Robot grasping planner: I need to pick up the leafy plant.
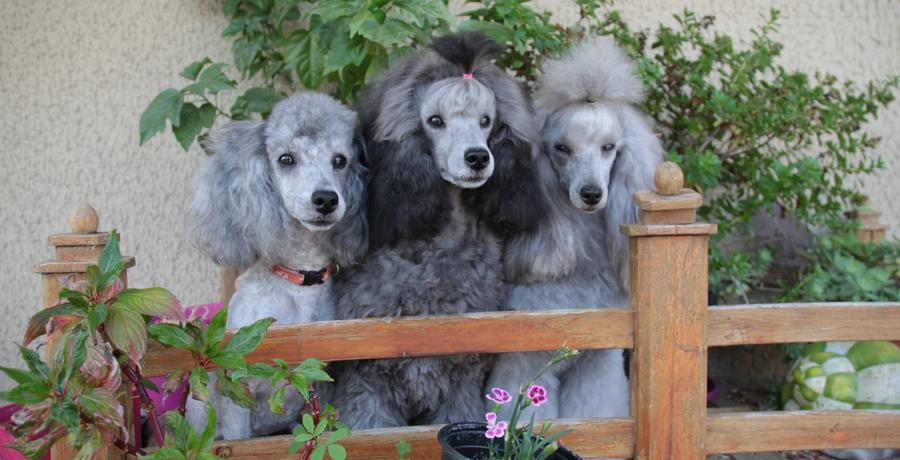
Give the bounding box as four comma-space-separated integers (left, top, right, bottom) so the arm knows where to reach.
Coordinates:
482, 347, 579, 460
595, 8, 898, 296
139, 0, 455, 152
140, 1, 897, 298
2, 232, 348, 459
782, 234, 900, 302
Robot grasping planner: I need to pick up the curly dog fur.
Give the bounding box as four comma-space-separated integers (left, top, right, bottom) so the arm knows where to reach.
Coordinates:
330, 32, 549, 429
487, 38, 662, 433
184, 92, 368, 439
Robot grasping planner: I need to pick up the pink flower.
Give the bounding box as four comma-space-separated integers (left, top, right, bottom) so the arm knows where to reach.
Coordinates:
484, 412, 507, 439
527, 384, 548, 406
486, 387, 512, 405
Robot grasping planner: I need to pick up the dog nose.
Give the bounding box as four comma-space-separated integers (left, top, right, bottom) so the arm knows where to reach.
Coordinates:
464, 148, 490, 171
579, 186, 603, 206
311, 190, 339, 215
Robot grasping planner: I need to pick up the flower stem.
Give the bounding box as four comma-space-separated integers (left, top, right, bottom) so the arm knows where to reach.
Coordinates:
299, 385, 321, 460
121, 362, 165, 447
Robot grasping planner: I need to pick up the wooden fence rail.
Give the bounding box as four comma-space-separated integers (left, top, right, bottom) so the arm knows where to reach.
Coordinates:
34, 168, 900, 459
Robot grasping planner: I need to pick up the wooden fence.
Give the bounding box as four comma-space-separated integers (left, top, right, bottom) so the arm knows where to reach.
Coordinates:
35, 168, 900, 459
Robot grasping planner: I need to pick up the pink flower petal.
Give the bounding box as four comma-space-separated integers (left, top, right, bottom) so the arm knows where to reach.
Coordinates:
485, 412, 497, 424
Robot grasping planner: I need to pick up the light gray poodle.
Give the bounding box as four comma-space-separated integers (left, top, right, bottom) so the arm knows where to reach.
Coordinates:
329, 32, 550, 429
183, 92, 368, 439
486, 37, 662, 431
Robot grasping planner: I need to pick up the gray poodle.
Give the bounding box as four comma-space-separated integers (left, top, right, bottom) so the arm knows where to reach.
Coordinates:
487, 37, 662, 428
183, 92, 368, 439
330, 32, 549, 429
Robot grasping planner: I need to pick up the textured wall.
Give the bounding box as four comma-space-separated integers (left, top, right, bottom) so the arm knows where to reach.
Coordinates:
1, 0, 897, 389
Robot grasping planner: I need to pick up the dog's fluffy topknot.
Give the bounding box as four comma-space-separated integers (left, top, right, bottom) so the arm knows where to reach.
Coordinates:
430, 31, 502, 74
535, 37, 644, 116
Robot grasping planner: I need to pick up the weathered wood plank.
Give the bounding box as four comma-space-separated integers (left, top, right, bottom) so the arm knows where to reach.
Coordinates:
629, 233, 710, 460
144, 309, 634, 376
706, 410, 900, 454
210, 418, 634, 460
708, 302, 900, 346
621, 222, 717, 236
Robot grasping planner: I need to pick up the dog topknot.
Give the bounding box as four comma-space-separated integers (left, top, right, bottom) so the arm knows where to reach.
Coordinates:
535, 36, 644, 117
430, 31, 502, 75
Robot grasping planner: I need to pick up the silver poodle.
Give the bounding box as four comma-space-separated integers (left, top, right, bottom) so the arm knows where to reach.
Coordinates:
486, 37, 662, 430
183, 92, 368, 439
329, 32, 549, 429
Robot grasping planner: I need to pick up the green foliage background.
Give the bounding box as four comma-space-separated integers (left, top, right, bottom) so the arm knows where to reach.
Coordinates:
140, 0, 898, 300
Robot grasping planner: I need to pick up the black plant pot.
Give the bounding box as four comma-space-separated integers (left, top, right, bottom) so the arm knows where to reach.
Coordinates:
437, 422, 582, 460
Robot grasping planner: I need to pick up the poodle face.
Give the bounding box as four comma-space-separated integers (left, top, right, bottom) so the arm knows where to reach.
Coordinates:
543, 103, 623, 212
418, 78, 497, 188
264, 99, 360, 231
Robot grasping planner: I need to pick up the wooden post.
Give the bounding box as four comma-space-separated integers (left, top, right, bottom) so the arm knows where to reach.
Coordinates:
33, 204, 137, 460
622, 162, 717, 460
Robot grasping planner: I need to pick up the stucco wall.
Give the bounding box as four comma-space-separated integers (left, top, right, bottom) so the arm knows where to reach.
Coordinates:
1, 0, 897, 389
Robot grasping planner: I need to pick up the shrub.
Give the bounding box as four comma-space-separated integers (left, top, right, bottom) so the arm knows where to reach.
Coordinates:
140, 1, 898, 299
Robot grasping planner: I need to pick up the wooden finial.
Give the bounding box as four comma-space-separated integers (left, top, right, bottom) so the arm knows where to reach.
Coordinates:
69, 203, 99, 234
654, 161, 684, 196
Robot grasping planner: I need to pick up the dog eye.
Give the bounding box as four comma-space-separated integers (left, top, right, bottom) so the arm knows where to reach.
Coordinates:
427, 115, 445, 129
278, 154, 295, 166
332, 153, 347, 170
554, 144, 572, 154
601, 143, 616, 152
480, 115, 491, 128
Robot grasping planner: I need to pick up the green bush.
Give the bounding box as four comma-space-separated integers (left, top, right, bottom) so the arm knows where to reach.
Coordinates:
140, 1, 897, 299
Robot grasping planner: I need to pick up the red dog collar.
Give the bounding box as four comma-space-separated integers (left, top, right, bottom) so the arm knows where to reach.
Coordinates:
271, 263, 336, 286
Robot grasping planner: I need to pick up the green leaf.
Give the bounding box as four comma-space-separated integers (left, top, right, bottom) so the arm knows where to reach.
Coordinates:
164, 410, 195, 452
24, 303, 77, 345
139, 89, 184, 145
296, 358, 333, 383
149, 323, 197, 350
328, 443, 347, 460
78, 388, 124, 427
179, 57, 213, 80
326, 427, 350, 445
232, 40, 263, 73
18, 345, 49, 379
215, 370, 254, 408
288, 439, 306, 455
209, 352, 246, 369
173, 103, 217, 151
184, 63, 235, 96
311, 444, 327, 460
302, 413, 315, 433
0, 366, 42, 385
189, 367, 210, 401
231, 362, 275, 380
88, 303, 108, 330
1, 381, 50, 404
231, 87, 282, 118
457, 20, 515, 43
293, 33, 326, 89
268, 385, 286, 415
198, 402, 217, 452
141, 447, 187, 460
358, 18, 415, 47
116, 287, 180, 318
221, 317, 274, 355
392, 0, 454, 26
97, 230, 125, 287
326, 34, 368, 74
105, 304, 147, 364
204, 305, 228, 352
309, 0, 363, 22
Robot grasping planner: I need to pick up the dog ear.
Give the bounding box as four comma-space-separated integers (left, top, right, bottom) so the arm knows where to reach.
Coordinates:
353, 134, 369, 168
462, 125, 550, 237
603, 106, 663, 287
367, 133, 451, 248
185, 120, 291, 268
